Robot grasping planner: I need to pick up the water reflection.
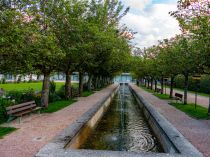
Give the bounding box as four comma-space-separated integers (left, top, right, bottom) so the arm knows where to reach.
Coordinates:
80, 84, 162, 152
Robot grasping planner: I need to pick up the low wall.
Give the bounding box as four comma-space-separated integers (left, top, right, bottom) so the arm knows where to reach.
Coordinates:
129, 84, 203, 157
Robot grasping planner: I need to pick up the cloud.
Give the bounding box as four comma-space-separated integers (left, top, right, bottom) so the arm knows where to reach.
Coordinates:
121, 3, 181, 48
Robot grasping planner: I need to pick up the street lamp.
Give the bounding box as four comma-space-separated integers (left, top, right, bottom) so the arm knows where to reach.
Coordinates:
192, 74, 201, 109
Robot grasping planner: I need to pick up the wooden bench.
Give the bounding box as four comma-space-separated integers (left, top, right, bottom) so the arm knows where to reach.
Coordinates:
156, 88, 162, 93
6, 101, 42, 123
174, 93, 183, 102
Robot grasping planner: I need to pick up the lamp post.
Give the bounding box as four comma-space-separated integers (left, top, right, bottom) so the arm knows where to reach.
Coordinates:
192, 74, 201, 109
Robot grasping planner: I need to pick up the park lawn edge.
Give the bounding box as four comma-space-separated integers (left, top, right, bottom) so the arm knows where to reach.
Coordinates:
170, 103, 210, 120
42, 99, 77, 113
0, 127, 17, 139
139, 85, 172, 100
81, 91, 94, 97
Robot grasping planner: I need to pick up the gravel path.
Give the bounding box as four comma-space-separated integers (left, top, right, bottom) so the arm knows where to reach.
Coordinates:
0, 85, 117, 157
158, 85, 209, 108
131, 84, 210, 157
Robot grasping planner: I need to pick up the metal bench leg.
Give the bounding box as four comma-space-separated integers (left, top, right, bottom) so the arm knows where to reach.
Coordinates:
38, 110, 41, 116
16, 117, 20, 124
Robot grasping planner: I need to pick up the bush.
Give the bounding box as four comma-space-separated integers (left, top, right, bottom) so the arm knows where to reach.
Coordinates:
1, 78, 6, 84
6, 89, 41, 105
56, 85, 65, 99
49, 93, 61, 103
50, 81, 56, 94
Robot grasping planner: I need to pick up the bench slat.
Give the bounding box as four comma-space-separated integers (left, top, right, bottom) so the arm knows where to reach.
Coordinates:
175, 93, 183, 98
6, 101, 36, 110
7, 104, 36, 115
13, 109, 34, 117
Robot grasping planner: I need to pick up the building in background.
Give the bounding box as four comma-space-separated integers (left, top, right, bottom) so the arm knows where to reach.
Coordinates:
113, 73, 133, 83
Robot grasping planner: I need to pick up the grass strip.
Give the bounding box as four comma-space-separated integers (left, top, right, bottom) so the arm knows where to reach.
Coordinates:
170, 103, 210, 120
153, 93, 171, 100
0, 127, 17, 138
42, 99, 76, 113
82, 91, 94, 97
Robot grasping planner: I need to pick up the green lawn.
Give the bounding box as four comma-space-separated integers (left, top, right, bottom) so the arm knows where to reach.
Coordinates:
42, 99, 76, 113
82, 91, 94, 97
153, 93, 171, 100
140, 85, 172, 100
0, 127, 17, 138
139, 85, 154, 93
170, 103, 210, 120
0, 82, 78, 92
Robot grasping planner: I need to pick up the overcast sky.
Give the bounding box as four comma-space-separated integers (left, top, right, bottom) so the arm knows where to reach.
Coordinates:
120, 0, 181, 49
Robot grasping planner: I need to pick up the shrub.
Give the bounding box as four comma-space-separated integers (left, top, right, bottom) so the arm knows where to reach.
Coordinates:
49, 81, 56, 94
56, 85, 65, 99
1, 78, 6, 84
6, 89, 41, 105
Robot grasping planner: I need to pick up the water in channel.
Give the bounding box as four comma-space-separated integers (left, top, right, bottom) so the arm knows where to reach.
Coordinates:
80, 84, 162, 153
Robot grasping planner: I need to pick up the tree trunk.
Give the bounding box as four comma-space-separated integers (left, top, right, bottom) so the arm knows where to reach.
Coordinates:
161, 76, 164, 94
184, 73, 189, 105
88, 74, 93, 91
170, 76, 174, 98
147, 79, 150, 88
65, 71, 72, 99
41, 73, 50, 108
79, 72, 84, 96
151, 78, 153, 90
37, 75, 40, 80
155, 79, 157, 92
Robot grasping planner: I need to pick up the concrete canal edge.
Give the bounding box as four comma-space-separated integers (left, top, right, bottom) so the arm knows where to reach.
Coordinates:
36, 83, 203, 157
129, 84, 203, 157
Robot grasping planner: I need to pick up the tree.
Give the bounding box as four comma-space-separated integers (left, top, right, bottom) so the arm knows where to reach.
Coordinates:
25, 0, 64, 107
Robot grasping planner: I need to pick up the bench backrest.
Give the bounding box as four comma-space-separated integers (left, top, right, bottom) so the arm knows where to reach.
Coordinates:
175, 93, 183, 98
6, 101, 36, 115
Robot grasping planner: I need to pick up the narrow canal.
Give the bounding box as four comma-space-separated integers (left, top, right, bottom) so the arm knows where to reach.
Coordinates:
80, 84, 162, 153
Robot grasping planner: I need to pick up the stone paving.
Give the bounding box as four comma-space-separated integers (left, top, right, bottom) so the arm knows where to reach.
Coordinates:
158, 85, 209, 108
131, 84, 210, 157
0, 85, 117, 157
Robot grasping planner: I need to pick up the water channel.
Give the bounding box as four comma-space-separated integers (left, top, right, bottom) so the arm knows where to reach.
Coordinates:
80, 84, 162, 153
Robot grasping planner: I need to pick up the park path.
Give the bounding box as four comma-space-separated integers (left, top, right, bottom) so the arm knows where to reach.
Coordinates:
131, 84, 210, 157
0, 84, 117, 157
157, 85, 209, 108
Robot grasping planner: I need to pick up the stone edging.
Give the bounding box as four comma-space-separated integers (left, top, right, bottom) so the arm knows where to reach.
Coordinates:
129, 84, 203, 157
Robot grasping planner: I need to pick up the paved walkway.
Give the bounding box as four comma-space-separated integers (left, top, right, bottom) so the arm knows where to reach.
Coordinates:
131, 84, 210, 157
0, 85, 117, 157
158, 86, 209, 108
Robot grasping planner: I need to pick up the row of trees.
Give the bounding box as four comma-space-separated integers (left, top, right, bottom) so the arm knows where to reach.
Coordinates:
131, 0, 209, 104
0, 0, 132, 107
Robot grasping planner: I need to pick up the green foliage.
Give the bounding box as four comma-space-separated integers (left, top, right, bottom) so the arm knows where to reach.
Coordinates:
6, 89, 41, 105
0, 0, 132, 106
0, 127, 17, 138
42, 99, 76, 113
0, 78, 6, 84
82, 91, 93, 97
153, 93, 171, 100
174, 75, 210, 94
170, 103, 210, 120
49, 81, 56, 94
